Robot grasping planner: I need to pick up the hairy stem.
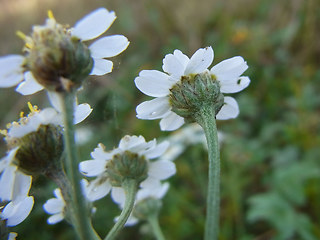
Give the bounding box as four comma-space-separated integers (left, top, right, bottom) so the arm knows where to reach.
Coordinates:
195, 105, 220, 240
60, 91, 100, 240
104, 179, 138, 240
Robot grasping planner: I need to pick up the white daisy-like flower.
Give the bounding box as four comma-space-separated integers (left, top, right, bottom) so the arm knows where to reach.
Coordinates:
0, 8, 129, 95
135, 46, 250, 131
80, 135, 176, 203
5, 98, 91, 140
43, 188, 66, 224
115, 182, 170, 226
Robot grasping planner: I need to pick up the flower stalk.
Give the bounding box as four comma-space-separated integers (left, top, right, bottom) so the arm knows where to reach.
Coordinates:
147, 215, 166, 240
104, 179, 139, 240
59, 90, 99, 240
195, 105, 220, 240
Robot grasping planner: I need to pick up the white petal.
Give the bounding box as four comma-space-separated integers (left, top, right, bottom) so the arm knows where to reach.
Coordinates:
0, 148, 18, 172
135, 70, 173, 97
185, 47, 214, 75
89, 35, 129, 58
216, 96, 240, 120
142, 141, 170, 159
3, 196, 34, 226
90, 58, 113, 76
72, 8, 116, 41
8, 232, 18, 240
0, 55, 24, 87
15, 71, 43, 95
159, 112, 185, 131
211, 56, 248, 81
47, 213, 64, 224
162, 50, 189, 77
12, 173, 32, 203
74, 103, 92, 124
0, 165, 17, 201
38, 108, 62, 126
220, 76, 250, 93
91, 144, 114, 160
83, 177, 112, 202
47, 91, 63, 112
124, 216, 139, 226
137, 182, 169, 200
140, 177, 161, 189
148, 160, 176, 180
118, 135, 146, 150
111, 187, 126, 206
53, 188, 64, 200
43, 199, 64, 214
136, 97, 171, 120
79, 160, 107, 177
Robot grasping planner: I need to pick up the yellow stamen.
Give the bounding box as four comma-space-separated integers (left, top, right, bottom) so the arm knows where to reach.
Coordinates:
27, 102, 39, 113
16, 31, 27, 40
20, 111, 24, 118
0, 129, 7, 136
25, 42, 32, 49
48, 10, 55, 20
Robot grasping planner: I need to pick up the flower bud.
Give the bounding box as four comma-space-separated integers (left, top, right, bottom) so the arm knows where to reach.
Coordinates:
106, 151, 149, 187
169, 71, 224, 122
23, 17, 93, 92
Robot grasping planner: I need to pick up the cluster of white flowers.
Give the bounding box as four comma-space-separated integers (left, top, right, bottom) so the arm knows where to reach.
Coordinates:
0, 4, 251, 239
135, 47, 250, 131
79, 135, 176, 203
0, 8, 129, 96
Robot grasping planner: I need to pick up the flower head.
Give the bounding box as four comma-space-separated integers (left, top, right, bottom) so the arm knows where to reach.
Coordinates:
0, 8, 129, 94
80, 135, 176, 202
1, 100, 91, 176
135, 47, 250, 131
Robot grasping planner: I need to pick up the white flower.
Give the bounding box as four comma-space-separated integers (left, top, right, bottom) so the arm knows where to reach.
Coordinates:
115, 182, 170, 226
5, 98, 91, 140
43, 188, 66, 224
80, 135, 176, 202
0, 8, 129, 95
135, 47, 250, 131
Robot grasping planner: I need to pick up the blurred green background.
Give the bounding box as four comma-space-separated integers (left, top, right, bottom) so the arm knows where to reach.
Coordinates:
0, 0, 320, 239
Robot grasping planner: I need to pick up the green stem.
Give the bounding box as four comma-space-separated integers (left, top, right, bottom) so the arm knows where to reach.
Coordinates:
60, 91, 100, 240
147, 215, 166, 240
104, 179, 138, 240
195, 106, 220, 240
